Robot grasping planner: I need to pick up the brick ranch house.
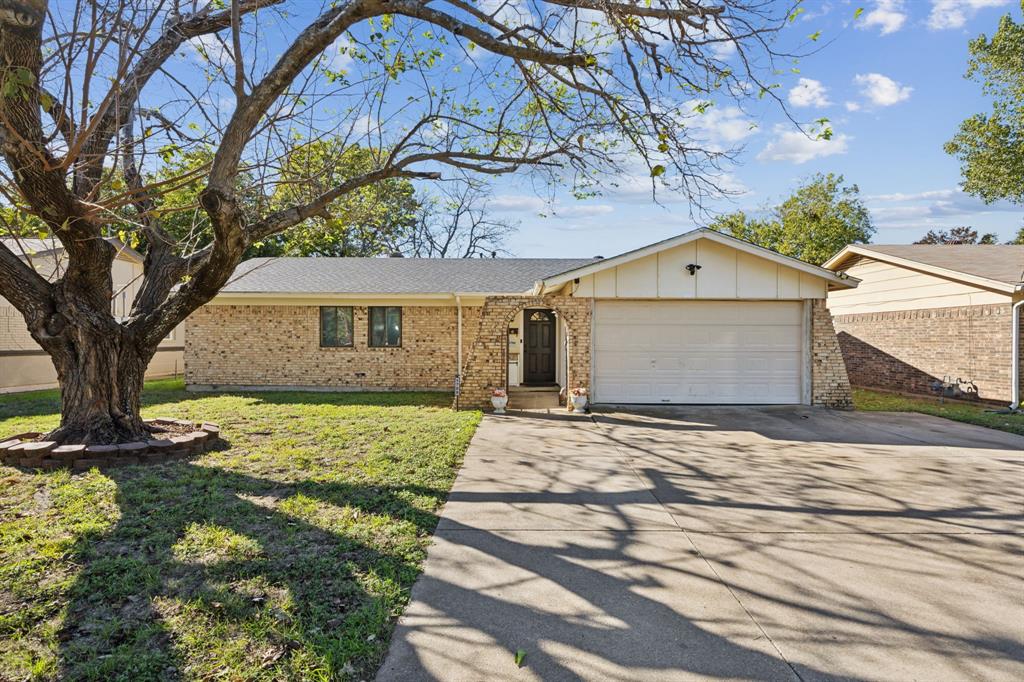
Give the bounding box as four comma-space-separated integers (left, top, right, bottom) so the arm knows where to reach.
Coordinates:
824, 244, 1023, 407
186, 228, 858, 410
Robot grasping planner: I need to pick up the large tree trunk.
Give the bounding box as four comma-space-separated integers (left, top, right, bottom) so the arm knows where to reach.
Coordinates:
46, 325, 154, 446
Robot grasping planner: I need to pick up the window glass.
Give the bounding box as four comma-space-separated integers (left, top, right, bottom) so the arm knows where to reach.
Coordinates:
369, 307, 401, 347
320, 306, 353, 347
386, 307, 402, 346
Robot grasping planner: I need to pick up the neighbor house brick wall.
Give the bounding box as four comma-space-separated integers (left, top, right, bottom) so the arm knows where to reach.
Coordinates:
811, 300, 854, 409
186, 304, 481, 391
833, 302, 1019, 403
1, 301, 39, 350
460, 296, 591, 409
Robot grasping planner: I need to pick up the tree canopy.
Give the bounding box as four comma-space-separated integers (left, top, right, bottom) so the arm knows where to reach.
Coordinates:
944, 10, 1024, 205
708, 173, 875, 265
914, 226, 998, 245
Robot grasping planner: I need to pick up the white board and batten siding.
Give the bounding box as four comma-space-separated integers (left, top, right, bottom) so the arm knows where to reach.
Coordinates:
571, 238, 830, 405
827, 258, 1010, 315
572, 238, 828, 300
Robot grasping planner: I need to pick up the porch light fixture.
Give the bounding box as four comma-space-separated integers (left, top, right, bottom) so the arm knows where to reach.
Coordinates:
685, 263, 702, 276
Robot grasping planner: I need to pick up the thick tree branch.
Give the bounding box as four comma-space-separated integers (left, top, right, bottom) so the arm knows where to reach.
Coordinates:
0, 241, 53, 317
76, 0, 280, 195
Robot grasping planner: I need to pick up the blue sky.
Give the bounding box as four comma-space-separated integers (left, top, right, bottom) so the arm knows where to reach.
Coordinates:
484, 1, 1024, 257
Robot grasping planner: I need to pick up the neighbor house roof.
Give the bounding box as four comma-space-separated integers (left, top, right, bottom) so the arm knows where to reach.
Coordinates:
220, 257, 599, 296
1, 236, 143, 264
823, 244, 1024, 294
535, 227, 859, 293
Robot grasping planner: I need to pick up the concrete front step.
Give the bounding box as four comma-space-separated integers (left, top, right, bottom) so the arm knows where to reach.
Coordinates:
509, 387, 561, 409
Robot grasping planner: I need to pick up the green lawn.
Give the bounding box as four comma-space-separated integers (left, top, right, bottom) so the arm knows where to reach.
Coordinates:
0, 379, 480, 681
853, 388, 1024, 437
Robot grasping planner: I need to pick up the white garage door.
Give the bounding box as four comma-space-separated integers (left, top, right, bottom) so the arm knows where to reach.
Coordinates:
593, 300, 805, 404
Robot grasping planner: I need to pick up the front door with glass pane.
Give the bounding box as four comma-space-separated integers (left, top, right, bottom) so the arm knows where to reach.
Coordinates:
523, 309, 556, 384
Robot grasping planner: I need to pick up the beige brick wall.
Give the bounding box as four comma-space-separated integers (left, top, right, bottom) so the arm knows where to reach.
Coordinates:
0, 302, 37, 350
186, 304, 480, 391
811, 300, 853, 409
460, 296, 592, 409
185, 297, 855, 411
833, 302, 1020, 403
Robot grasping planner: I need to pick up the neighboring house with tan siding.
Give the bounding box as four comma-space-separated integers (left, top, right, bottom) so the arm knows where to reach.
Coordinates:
824, 244, 1024, 405
186, 228, 858, 410
0, 237, 185, 393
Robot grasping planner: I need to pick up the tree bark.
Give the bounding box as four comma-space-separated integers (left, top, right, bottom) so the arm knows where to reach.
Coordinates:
46, 323, 153, 445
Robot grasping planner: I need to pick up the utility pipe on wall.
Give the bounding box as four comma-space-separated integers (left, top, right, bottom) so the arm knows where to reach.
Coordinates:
455, 294, 463, 387
1011, 298, 1022, 410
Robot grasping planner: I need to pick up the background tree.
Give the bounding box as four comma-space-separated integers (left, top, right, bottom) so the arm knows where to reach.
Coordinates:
944, 10, 1023, 205
1012, 224, 1024, 245
914, 226, 998, 244
0, 0, 808, 443
397, 181, 517, 258
255, 142, 419, 257
708, 173, 874, 265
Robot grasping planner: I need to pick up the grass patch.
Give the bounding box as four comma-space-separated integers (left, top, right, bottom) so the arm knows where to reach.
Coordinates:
0, 379, 480, 680
853, 388, 1024, 437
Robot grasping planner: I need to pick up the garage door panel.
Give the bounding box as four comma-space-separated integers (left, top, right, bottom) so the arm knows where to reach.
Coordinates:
594, 301, 804, 405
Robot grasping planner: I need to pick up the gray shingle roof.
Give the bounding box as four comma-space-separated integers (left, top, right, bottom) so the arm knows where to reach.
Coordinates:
220, 257, 599, 295
1, 237, 62, 258
855, 244, 1024, 286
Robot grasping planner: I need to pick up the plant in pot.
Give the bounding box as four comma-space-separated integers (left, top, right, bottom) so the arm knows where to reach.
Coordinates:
569, 387, 588, 412
491, 388, 509, 414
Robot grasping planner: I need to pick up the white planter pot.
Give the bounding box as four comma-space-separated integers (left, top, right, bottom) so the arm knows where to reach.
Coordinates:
570, 395, 588, 411
491, 396, 508, 414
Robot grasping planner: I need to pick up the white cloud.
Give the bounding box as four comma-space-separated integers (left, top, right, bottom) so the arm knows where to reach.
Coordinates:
757, 125, 850, 164
557, 204, 616, 218
859, 1, 908, 35
927, 0, 1009, 31
684, 102, 757, 147
867, 188, 958, 202
788, 78, 831, 108
865, 186, 1020, 230
189, 34, 230, 66
489, 194, 613, 218
854, 73, 912, 106
479, 0, 534, 29
845, 101, 861, 112
327, 35, 355, 72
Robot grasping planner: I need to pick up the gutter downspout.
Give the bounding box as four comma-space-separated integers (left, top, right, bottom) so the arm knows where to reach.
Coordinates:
455, 295, 463, 410
1012, 297, 1022, 410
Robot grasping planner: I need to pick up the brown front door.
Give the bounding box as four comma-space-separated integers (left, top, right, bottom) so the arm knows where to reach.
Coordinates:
523, 309, 556, 384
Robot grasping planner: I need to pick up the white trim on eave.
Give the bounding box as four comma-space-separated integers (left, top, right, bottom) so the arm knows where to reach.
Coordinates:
534, 227, 859, 294
823, 245, 1020, 295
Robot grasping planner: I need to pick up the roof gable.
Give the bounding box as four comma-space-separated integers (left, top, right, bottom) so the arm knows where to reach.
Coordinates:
535, 228, 858, 293
824, 244, 1024, 294
1, 237, 143, 264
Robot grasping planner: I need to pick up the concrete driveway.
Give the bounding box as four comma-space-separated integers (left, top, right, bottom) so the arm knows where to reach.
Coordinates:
378, 407, 1024, 681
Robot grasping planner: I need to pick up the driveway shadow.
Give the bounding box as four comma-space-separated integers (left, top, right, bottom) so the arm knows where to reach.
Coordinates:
378, 409, 1024, 680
